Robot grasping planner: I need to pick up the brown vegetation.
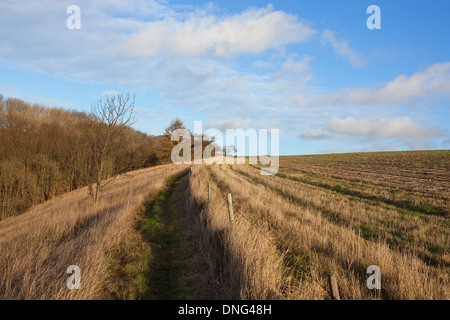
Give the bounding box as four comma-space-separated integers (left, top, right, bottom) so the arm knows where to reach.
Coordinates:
1, 151, 448, 300
185, 159, 449, 299
0, 95, 185, 220
0, 164, 187, 299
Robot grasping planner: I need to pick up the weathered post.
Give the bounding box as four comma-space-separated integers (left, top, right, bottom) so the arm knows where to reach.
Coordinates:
327, 273, 340, 300
227, 193, 235, 225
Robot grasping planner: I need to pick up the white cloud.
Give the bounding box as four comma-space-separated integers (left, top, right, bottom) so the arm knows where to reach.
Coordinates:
326, 62, 450, 105
326, 116, 442, 139
204, 117, 252, 131
321, 30, 366, 67
0, 1, 318, 106
101, 90, 121, 96
121, 5, 317, 58
299, 129, 331, 140
252, 59, 273, 69
282, 56, 313, 74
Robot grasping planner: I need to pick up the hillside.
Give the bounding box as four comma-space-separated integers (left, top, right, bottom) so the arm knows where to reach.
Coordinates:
0, 95, 185, 221
0, 164, 188, 299
0, 151, 448, 300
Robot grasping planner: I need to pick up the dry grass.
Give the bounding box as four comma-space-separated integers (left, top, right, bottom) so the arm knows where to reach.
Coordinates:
1, 151, 448, 300
187, 165, 284, 299
238, 165, 449, 267
188, 161, 449, 300
0, 164, 188, 299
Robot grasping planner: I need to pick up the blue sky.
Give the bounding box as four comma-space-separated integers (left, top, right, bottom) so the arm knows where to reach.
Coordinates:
0, 0, 449, 155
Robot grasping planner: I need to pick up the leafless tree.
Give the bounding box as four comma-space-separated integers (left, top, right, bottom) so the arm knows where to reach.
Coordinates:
223, 145, 237, 156
86, 93, 137, 202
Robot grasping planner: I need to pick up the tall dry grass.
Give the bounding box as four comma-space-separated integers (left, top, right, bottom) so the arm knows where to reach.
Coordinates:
237, 165, 449, 267
2, 158, 448, 300
199, 164, 448, 300
0, 164, 187, 299
186, 165, 284, 299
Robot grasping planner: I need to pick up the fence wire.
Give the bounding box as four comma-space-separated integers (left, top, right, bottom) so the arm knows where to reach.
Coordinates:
203, 179, 330, 296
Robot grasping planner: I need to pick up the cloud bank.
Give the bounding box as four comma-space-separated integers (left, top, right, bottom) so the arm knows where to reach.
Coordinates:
122, 5, 317, 58
325, 62, 450, 105
327, 116, 442, 139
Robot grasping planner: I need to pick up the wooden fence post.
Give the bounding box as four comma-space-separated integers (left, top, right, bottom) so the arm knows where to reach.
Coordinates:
227, 193, 235, 225
327, 273, 340, 300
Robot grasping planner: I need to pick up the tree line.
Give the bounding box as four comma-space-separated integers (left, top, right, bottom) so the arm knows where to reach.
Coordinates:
0, 93, 189, 220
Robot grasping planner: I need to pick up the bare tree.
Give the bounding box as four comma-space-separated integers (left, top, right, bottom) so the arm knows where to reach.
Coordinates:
223, 145, 237, 157
86, 93, 137, 202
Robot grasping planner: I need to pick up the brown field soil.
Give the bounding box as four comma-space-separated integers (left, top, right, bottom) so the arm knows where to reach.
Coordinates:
280, 150, 449, 198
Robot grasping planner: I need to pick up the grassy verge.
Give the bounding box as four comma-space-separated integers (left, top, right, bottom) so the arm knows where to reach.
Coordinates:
108, 169, 197, 300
